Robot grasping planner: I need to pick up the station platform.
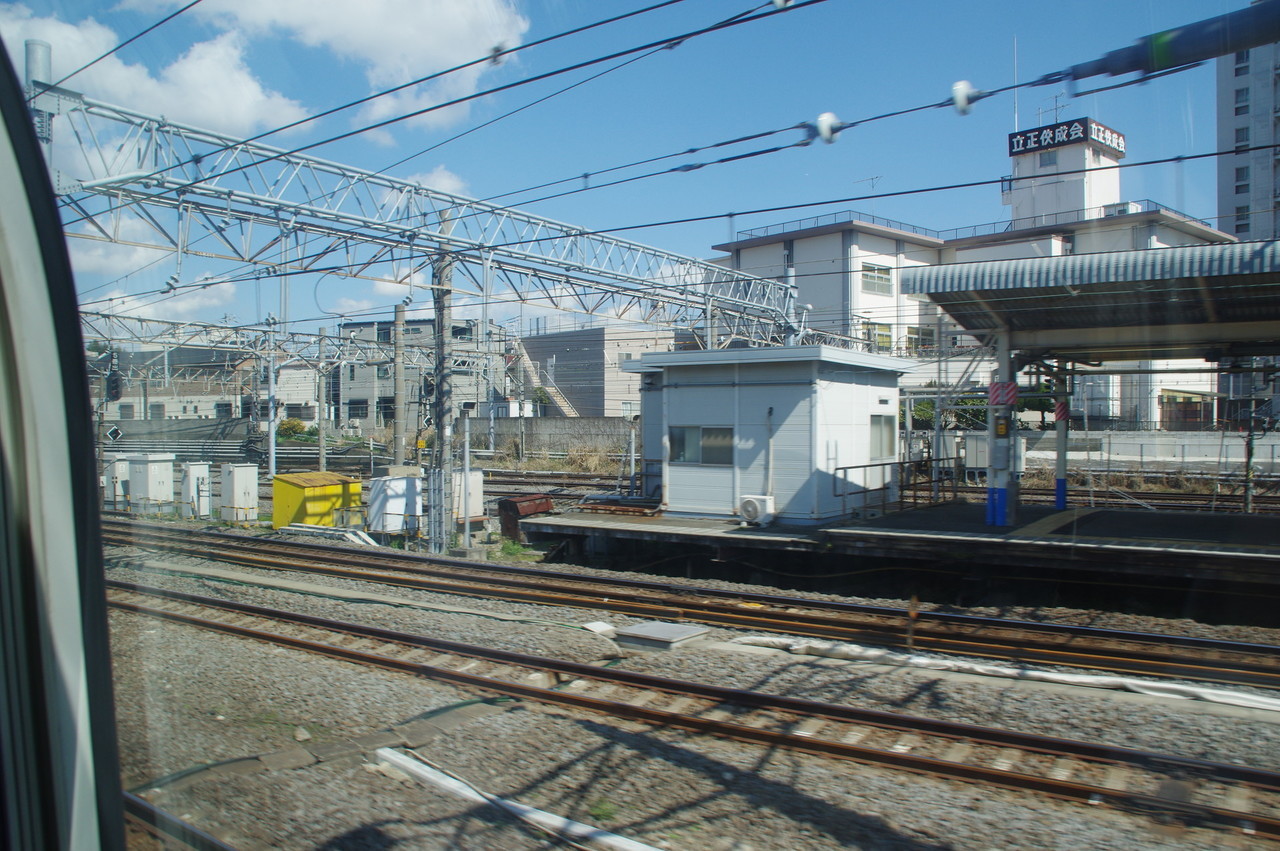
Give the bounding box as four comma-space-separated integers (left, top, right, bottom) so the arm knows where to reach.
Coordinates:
521, 500, 1280, 587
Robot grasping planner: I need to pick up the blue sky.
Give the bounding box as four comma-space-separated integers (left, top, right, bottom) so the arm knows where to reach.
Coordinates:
0, 0, 1244, 330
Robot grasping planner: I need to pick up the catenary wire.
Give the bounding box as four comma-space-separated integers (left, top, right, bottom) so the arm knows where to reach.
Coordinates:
57, 0, 828, 230
77, 141, 1278, 316
381, 2, 777, 176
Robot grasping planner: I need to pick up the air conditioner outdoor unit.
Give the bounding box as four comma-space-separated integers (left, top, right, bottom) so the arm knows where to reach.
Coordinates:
1102, 202, 1136, 217
739, 494, 776, 526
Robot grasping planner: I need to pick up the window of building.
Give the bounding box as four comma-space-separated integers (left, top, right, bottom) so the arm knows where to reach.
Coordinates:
1038, 150, 1057, 168
1236, 205, 1251, 234
347, 398, 369, 419
861, 263, 892, 295
284, 403, 314, 420
906, 326, 936, 353
1235, 127, 1250, 151
1236, 166, 1250, 182
376, 365, 391, 379
1235, 88, 1250, 115
1236, 49, 1250, 63
214, 402, 232, 418
870, 414, 896, 459
377, 396, 395, 422
1237, 182, 1250, 195
620, 401, 639, 418
348, 364, 356, 380
1235, 64, 1249, 76
118, 403, 134, 419
148, 402, 165, 420
376, 324, 391, 342
669, 426, 733, 465
867, 322, 893, 351
616, 352, 634, 368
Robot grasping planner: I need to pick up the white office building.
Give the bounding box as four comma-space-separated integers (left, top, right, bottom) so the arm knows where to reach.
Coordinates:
716, 117, 1234, 429
1216, 41, 1278, 240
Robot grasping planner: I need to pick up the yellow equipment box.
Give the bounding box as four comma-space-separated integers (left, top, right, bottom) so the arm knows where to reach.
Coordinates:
272, 472, 361, 529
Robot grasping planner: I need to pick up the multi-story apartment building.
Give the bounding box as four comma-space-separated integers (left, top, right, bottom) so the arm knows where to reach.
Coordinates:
1214, 34, 1280, 424
1217, 40, 1277, 240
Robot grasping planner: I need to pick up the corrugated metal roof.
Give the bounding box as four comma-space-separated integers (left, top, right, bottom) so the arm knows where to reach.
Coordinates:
901, 241, 1280, 294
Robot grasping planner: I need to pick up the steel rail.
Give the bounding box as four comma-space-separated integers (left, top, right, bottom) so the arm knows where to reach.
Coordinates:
104, 520, 1280, 690
107, 581, 1280, 839
123, 792, 239, 851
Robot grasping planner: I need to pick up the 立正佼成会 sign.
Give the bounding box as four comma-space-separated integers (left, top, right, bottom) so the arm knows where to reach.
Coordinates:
1008, 118, 1125, 158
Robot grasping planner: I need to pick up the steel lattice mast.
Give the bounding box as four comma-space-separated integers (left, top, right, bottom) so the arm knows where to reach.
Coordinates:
35, 82, 827, 345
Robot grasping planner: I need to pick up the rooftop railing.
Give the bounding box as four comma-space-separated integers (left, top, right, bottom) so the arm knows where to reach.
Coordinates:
736, 200, 1214, 244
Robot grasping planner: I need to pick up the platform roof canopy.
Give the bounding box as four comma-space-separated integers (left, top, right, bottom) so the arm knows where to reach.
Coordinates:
900, 241, 1280, 364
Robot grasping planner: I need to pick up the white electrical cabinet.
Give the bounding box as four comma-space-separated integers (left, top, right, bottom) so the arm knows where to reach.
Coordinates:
126, 454, 175, 514
181, 462, 212, 519
452, 470, 484, 523
368, 475, 422, 533
219, 463, 259, 522
103, 455, 129, 510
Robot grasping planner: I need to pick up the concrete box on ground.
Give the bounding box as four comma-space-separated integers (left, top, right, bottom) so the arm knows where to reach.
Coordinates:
220, 463, 259, 522
272, 472, 361, 530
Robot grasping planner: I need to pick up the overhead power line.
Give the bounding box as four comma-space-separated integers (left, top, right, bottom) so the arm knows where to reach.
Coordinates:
58, 0, 827, 230
28, 0, 206, 99
382, 2, 778, 175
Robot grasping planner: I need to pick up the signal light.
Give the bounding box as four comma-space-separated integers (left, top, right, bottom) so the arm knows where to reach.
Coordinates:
105, 370, 123, 402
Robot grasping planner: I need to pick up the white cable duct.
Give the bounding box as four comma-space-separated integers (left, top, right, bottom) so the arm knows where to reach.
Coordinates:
732, 636, 1280, 713
375, 748, 661, 851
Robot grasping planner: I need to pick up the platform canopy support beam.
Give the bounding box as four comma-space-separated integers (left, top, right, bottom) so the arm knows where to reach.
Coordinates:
986, 329, 1018, 527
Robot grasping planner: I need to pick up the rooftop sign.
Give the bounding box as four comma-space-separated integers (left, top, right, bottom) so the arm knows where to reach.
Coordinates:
1008, 118, 1125, 158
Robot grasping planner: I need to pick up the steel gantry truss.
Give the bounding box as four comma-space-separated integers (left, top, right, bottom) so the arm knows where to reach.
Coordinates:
79, 311, 494, 381
35, 82, 844, 346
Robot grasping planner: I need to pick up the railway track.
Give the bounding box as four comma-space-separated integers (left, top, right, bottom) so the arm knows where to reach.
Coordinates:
106, 580, 1280, 840
103, 519, 1280, 691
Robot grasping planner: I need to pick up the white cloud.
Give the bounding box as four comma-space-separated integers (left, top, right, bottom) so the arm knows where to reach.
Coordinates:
67, 233, 169, 281
0, 4, 306, 135
92, 280, 237, 321
139, 0, 529, 130
408, 166, 468, 197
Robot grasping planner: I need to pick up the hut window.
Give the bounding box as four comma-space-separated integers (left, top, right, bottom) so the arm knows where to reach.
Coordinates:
670, 426, 733, 465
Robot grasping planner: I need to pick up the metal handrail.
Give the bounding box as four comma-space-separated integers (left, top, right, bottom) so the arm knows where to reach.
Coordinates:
832, 458, 959, 518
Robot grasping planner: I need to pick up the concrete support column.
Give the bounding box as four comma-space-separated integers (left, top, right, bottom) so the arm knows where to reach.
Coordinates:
986, 331, 1017, 527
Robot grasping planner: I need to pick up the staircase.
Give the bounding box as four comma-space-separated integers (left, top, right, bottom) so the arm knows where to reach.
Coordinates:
512, 343, 580, 417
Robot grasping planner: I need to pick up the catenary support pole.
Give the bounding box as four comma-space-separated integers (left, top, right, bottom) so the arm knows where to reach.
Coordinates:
1054, 371, 1068, 509
393, 301, 406, 465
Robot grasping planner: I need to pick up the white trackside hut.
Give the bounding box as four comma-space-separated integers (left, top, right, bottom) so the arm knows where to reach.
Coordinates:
625, 345, 910, 526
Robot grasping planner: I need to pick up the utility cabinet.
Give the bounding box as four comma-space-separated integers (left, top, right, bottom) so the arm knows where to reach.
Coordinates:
220, 463, 259, 522
127, 454, 175, 514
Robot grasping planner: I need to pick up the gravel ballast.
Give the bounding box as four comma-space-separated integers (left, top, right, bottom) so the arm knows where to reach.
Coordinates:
107, 534, 1280, 849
